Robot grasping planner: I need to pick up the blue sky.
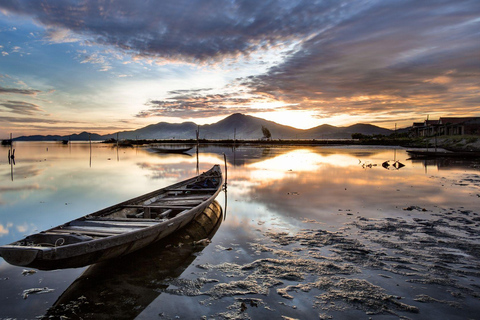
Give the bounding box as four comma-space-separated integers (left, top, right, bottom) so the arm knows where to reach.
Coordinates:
1, 0, 479, 137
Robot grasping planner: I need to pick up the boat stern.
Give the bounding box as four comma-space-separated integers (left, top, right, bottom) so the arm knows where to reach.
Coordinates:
0, 246, 41, 267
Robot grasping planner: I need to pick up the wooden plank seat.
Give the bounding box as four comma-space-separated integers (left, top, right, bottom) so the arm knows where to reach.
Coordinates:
166, 188, 218, 192
48, 228, 120, 237
152, 200, 203, 207
123, 204, 194, 210
86, 217, 161, 222
158, 195, 209, 201
69, 220, 160, 228
55, 225, 144, 235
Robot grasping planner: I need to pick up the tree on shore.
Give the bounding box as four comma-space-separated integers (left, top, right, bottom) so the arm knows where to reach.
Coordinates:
262, 126, 272, 140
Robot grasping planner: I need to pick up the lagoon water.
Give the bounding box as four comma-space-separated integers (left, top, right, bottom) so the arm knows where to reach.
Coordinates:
1, 142, 479, 319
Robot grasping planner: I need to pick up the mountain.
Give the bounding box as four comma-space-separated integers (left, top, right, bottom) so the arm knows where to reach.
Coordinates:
303, 123, 393, 139
103, 122, 198, 140
14, 113, 393, 141
199, 113, 303, 139
14, 132, 104, 141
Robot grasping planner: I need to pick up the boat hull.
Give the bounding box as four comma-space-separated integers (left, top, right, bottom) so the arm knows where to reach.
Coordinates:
0, 165, 223, 270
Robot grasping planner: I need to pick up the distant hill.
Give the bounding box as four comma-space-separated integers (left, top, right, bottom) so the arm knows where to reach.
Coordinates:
103, 122, 198, 140
199, 113, 303, 139
14, 132, 104, 141
14, 113, 393, 141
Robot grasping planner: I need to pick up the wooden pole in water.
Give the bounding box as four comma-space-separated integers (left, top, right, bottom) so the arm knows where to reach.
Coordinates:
89, 133, 92, 167
196, 126, 200, 175
223, 153, 227, 190
116, 133, 119, 162
10, 133, 13, 181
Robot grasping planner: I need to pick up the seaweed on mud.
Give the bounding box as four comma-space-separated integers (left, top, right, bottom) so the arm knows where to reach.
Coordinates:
197, 262, 246, 276
241, 258, 359, 277
249, 242, 298, 257
150, 203, 479, 319
315, 278, 419, 315
205, 280, 269, 298
264, 231, 296, 245
162, 277, 218, 296
276, 278, 336, 300
413, 294, 461, 308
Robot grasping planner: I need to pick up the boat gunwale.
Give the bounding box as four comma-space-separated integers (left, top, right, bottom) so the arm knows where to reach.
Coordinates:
0, 165, 223, 267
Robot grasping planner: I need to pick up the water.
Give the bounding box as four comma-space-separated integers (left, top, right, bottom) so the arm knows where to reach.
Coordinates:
1, 142, 479, 319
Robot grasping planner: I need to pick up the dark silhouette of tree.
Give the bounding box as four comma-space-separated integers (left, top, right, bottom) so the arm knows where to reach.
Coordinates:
262, 126, 272, 140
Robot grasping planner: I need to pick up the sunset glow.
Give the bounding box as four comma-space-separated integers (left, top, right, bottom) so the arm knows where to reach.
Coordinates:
1, 1, 479, 137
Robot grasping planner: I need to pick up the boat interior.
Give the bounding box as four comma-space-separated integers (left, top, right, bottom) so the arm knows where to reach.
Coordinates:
13, 175, 221, 247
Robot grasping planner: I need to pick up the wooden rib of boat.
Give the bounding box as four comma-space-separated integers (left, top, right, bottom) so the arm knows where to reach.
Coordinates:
0, 165, 223, 270
152, 146, 193, 154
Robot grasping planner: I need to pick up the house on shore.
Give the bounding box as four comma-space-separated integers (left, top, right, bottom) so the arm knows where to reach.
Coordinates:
410, 117, 480, 137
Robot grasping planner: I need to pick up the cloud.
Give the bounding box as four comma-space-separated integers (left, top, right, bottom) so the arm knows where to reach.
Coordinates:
0, 0, 479, 124
45, 27, 82, 43
0, 100, 45, 115
78, 51, 112, 71
243, 0, 480, 117
0, 0, 344, 63
0, 116, 74, 124
0, 86, 42, 95
136, 88, 275, 118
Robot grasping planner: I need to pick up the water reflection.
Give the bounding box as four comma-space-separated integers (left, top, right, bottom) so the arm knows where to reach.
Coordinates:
42, 201, 223, 319
1, 143, 479, 319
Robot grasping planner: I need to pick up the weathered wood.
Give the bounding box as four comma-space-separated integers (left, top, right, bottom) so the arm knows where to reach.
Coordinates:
123, 204, 194, 210
144, 206, 151, 219
158, 195, 208, 201
0, 165, 223, 270
166, 188, 218, 192
158, 209, 172, 219
48, 229, 117, 237
58, 225, 143, 234
86, 217, 160, 222
70, 220, 160, 228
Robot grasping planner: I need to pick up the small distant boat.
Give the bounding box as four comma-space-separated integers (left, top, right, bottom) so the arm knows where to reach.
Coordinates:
152, 146, 193, 154
0, 165, 223, 270
61, 140, 69, 145
407, 150, 480, 159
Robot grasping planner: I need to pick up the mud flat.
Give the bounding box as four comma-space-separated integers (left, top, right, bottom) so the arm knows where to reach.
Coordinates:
143, 178, 480, 319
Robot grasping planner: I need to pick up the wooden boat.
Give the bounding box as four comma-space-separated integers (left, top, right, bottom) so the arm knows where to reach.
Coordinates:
152, 146, 193, 154
45, 201, 223, 318
0, 165, 223, 270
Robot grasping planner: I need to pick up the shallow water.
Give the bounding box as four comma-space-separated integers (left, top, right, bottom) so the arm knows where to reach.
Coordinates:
0, 142, 479, 319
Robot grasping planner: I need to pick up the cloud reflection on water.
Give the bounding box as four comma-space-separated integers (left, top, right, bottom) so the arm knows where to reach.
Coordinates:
0, 143, 479, 318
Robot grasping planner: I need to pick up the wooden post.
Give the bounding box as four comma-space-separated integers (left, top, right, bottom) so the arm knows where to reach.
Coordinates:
116, 132, 119, 162
223, 153, 227, 190
9, 133, 13, 181
144, 207, 151, 219
196, 126, 200, 175
89, 133, 92, 167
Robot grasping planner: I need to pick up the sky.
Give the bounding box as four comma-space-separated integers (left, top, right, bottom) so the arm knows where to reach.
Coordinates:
0, 0, 479, 137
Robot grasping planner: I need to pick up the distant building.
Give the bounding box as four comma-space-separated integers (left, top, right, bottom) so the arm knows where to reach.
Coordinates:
410, 117, 480, 137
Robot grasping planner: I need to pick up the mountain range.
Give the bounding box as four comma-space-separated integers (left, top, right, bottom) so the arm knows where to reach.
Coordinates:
14, 113, 394, 141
